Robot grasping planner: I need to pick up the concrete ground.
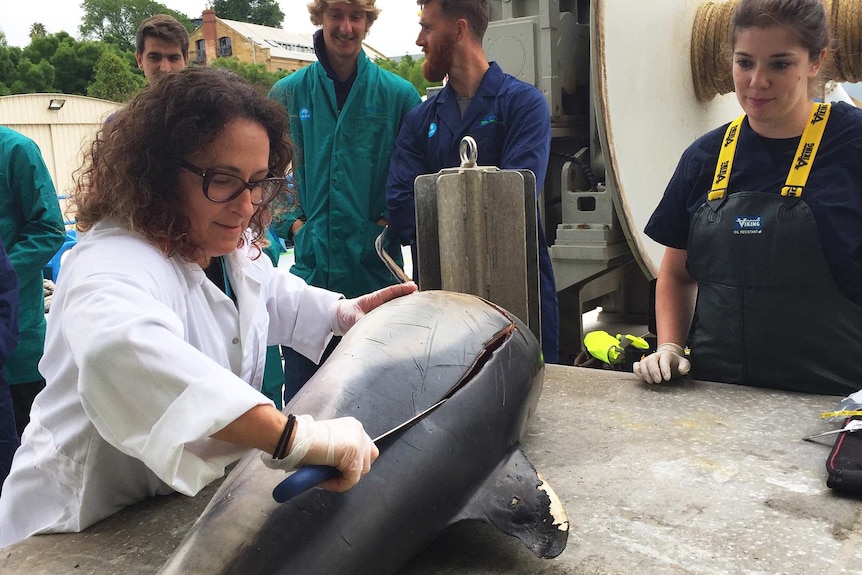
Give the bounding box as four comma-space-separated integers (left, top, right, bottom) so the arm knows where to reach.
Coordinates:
2, 365, 861, 574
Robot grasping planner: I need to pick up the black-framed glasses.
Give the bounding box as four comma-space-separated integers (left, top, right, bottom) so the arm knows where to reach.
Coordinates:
180, 161, 285, 206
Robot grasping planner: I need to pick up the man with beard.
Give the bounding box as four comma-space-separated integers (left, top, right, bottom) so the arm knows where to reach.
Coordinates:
385, 0, 560, 363
267, 1, 421, 402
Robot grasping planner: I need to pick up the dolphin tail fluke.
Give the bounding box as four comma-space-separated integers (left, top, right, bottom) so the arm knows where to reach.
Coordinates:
455, 447, 570, 558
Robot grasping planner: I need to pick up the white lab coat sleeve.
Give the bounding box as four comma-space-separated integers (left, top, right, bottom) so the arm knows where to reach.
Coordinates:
62, 251, 268, 496
825, 81, 855, 106
264, 265, 344, 364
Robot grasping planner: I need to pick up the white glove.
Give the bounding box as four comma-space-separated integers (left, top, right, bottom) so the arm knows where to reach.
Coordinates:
633, 342, 691, 384
262, 415, 379, 492
330, 282, 417, 336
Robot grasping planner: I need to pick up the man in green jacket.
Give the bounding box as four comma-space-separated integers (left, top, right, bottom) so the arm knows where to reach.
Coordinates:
0, 127, 65, 436
268, 0, 421, 402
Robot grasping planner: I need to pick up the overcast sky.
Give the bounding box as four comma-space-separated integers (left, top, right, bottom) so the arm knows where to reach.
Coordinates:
0, 1, 422, 57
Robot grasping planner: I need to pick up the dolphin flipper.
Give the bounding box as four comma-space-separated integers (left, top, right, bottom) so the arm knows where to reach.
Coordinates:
454, 447, 569, 558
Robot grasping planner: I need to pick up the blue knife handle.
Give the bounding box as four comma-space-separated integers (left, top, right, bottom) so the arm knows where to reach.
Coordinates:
272, 465, 339, 503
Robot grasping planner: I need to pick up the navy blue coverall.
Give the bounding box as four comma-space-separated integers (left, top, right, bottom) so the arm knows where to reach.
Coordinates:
386, 62, 559, 363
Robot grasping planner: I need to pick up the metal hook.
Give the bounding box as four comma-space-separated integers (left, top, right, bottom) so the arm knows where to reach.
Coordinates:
459, 136, 478, 168
375, 226, 411, 284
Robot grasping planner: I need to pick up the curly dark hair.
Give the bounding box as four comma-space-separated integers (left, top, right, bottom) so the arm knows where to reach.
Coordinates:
73, 67, 292, 264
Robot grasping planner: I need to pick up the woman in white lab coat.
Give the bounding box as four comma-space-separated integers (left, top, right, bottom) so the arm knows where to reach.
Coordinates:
0, 67, 416, 548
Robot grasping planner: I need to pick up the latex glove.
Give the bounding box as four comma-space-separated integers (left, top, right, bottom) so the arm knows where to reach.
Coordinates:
330, 282, 417, 336
262, 415, 379, 492
633, 342, 691, 384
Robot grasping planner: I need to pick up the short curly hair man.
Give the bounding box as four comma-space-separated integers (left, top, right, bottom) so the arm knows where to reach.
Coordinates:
307, 0, 381, 28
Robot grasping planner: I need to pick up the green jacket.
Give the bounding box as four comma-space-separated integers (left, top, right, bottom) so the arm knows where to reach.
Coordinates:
268, 51, 420, 298
0, 127, 65, 384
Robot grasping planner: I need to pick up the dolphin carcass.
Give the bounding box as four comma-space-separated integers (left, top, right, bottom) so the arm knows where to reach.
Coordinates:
159, 290, 569, 575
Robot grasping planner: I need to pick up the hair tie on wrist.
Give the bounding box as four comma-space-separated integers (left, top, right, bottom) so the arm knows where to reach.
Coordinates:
273, 413, 296, 460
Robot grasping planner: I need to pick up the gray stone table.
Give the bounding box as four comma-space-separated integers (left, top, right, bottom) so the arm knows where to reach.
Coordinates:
2, 365, 861, 575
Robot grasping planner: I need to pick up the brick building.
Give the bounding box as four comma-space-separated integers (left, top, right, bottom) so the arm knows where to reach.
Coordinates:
189, 9, 386, 75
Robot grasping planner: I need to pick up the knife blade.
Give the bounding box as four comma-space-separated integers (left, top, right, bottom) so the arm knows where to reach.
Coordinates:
271, 396, 450, 503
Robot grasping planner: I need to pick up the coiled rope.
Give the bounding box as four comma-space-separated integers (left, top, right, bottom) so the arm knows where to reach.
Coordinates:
691, 0, 862, 102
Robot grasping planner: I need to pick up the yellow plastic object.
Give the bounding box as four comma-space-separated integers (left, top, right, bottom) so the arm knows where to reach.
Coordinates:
583, 330, 625, 364
584, 331, 652, 365
821, 410, 862, 419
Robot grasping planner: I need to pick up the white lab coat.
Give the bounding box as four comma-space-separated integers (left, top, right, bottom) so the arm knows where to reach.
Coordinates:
0, 222, 342, 548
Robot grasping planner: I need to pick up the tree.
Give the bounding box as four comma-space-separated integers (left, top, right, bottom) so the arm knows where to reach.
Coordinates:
79, 0, 195, 53
22, 35, 61, 65
10, 57, 55, 94
0, 29, 140, 98
29, 23, 48, 41
209, 57, 287, 95
212, 0, 284, 28
248, 0, 285, 27
16, 33, 109, 97
53, 39, 108, 96
87, 49, 145, 101
0, 33, 23, 95
375, 55, 440, 97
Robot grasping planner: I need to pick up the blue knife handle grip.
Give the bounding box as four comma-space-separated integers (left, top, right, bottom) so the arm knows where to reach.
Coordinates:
272, 465, 339, 503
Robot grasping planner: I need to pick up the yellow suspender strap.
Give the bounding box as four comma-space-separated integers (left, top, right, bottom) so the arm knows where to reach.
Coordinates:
708, 116, 744, 201
781, 102, 831, 197
708, 103, 831, 201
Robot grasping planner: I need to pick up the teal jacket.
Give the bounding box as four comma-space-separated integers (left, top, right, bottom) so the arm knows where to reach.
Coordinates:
0, 127, 65, 384
268, 50, 420, 298
260, 226, 285, 410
